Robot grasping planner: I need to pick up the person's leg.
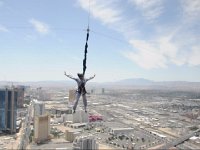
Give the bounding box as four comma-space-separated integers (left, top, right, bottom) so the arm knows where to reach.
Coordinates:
82, 94, 87, 112
73, 92, 81, 113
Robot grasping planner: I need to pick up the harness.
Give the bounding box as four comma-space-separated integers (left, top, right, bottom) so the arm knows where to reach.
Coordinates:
77, 80, 87, 95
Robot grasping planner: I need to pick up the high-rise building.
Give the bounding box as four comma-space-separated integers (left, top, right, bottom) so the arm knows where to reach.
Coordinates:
16, 86, 25, 108
102, 88, 105, 94
37, 88, 51, 101
33, 100, 45, 117
34, 114, 50, 143
69, 89, 76, 102
73, 136, 99, 150
68, 89, 76, 107
29, 100, 45, 123
0, 88, 17, 133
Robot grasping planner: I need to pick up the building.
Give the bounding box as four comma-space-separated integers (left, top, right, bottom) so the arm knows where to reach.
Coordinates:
68, 89, 76, 109
16, 86, 25, 108
30, 100, 45, 118
34, 114, 50, 143
72, 110, 88, 123
102, 88, 105, 94
29, 99, 46, 127
73, 136, 99, 150
66, 123, 87, 129
65, 109, 88, 124
51, 108, 72, 116
0, 88, 18, 133
65, 129, 81, 142
110, 128, 134, 135
69, 89, 76, 103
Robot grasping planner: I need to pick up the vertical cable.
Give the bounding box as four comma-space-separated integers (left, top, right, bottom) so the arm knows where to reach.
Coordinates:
83, 0, 91, 76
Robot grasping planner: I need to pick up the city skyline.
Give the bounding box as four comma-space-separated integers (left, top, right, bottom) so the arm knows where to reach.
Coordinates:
0, 0, 200, 82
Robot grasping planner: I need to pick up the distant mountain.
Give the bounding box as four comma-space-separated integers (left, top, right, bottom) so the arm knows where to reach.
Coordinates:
155, 81, 200, 91
100, 79, 200, 91
116, 78, 154, 85
1, 79, 200, 91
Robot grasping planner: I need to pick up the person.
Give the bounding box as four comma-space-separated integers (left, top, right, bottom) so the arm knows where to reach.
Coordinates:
64, 71, 95, 113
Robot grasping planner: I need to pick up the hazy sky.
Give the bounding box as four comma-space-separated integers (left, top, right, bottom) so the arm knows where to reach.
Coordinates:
0, 0, 200, 82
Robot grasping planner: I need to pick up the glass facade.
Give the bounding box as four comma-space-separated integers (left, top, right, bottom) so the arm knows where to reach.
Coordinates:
8, 91, 12, 110
0, 91, 5, 108
0, 110, 5, 130
0, 89, 17, 132
14, 91, 18, 130
7, 91, 12, 129
0, 91, 6, 130
7, 110, 11, 129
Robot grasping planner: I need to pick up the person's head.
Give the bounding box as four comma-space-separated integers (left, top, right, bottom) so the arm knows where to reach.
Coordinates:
77, 73, 84, 80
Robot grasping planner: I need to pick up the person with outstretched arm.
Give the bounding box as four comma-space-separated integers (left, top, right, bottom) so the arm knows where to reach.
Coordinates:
64, 71, 95, 113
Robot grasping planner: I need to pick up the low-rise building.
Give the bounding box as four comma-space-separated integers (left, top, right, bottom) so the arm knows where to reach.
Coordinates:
73, 135, 99, 150
65, 129, 81, 142
110, 128, 134, 135
65, 109, 88, 124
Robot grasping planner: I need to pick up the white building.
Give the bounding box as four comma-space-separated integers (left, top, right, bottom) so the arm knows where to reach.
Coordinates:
73, 136, 99, 150
65, 109, 88, 124
34, 100, 45, 116
73, 110, 88, 123
110, 128, 134, 135
30, 99, 45, 119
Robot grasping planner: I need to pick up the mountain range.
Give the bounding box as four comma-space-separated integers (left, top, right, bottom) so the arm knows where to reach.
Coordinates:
0, 78, 200, 91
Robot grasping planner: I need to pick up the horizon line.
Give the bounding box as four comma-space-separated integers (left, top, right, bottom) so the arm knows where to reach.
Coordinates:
0, 79, 200, 83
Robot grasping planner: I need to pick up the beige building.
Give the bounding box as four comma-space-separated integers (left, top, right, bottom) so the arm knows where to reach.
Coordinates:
65, 129, 81, 142
34, 114, 50, 143
68, 89, 76, 105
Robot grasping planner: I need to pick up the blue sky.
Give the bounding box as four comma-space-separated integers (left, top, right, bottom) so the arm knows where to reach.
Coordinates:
0, 0, 200, 82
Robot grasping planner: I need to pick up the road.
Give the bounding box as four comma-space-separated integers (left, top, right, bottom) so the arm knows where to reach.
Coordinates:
160, 129, 200, 149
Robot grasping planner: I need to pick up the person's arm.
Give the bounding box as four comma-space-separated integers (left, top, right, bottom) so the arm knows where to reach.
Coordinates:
86, 74, 96, 82
64, 71, 77, 81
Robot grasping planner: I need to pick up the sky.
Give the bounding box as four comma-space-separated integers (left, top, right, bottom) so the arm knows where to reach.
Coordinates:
0, 0, 200, 82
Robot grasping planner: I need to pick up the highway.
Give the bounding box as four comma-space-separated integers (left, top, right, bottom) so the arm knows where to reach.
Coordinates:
160, 129, 200, 149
